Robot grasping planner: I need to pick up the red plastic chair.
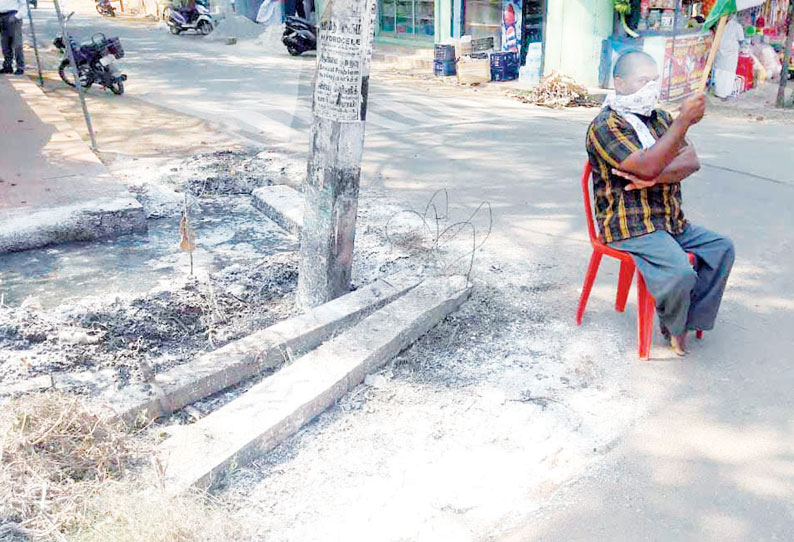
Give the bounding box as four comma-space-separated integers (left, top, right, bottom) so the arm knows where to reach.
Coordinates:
576, 161, 701, 360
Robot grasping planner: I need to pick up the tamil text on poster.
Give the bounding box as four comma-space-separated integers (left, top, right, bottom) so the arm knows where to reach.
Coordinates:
313, 0, 377, 122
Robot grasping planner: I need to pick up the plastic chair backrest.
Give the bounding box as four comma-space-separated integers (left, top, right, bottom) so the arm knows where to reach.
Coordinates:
580, 161, 598, 245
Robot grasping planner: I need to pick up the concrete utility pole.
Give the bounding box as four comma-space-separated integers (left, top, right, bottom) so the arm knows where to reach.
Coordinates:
776, 1, 794, 108
296, 0, 377, 308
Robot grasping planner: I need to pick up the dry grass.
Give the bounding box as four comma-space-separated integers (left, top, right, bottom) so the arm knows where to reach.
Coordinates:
0, 392, 142, 540
0, 392, 258, 542
69, 484, 258, 542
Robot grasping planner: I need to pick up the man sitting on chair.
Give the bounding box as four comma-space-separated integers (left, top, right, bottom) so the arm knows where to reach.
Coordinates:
585, 51, 735, 356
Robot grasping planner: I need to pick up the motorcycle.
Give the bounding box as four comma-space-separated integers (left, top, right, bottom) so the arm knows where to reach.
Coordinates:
282, 15, 315, 56
53, 19, 127, 95
95, 0, 116, 16
165, 2, 213, 35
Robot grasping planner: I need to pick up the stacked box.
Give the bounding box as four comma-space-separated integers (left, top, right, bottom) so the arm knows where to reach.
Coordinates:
433, 59, 456, 76
490, 51, 519, 82
434, 44, 457, 77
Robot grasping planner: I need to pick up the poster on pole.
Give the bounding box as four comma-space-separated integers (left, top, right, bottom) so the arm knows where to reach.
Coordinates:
501, 0, 522, 53
312, 0, 378, 122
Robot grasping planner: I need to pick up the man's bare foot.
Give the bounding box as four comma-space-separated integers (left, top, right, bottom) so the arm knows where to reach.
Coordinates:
670, 332, 688, 357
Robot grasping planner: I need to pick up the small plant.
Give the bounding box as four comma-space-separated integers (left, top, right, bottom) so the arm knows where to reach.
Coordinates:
179, 194, 197, 276
614, 0, 639, 38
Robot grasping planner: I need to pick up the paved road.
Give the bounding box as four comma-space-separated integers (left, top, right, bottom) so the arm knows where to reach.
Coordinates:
24, 6, 794, 540
30, 4, 536, 151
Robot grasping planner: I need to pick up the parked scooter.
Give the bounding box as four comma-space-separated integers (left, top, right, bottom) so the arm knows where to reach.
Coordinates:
53, 15, 127, 95
95, 0, 116, 17
282, 15, 315, 56
165, 1, 213, 35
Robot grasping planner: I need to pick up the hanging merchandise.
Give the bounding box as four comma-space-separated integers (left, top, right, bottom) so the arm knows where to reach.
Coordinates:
501, 0, 522, 53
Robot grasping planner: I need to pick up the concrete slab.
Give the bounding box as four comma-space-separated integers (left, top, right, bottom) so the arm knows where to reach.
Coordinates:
158, 275, 471, 493
107, 270, 424, 424
251, 185, 304, 235
0, 77, 145, 253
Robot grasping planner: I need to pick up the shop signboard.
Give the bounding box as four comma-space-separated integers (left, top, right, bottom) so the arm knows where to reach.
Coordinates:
660, 33, 714, 100
501, 0, 522, 53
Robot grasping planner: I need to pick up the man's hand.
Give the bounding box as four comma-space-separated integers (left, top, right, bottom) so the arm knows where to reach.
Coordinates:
612, 168, 657, 191
678, 92, 706, 126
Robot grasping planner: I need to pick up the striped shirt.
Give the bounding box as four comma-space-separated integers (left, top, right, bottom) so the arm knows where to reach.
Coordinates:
585, 107, 687, 243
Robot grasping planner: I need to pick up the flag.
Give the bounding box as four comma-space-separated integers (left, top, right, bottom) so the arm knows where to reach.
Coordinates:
703, 0, 765, 30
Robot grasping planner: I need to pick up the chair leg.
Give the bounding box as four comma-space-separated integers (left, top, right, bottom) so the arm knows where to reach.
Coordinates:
636, 273, 655, 360
615, 260, 635, 313
576, 251, 603, 325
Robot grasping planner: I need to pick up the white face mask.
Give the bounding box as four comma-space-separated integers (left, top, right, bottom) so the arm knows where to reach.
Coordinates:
604, 80, 661, 117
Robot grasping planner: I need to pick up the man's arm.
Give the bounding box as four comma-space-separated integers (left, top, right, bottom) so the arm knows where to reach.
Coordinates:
615, 93, 706, 181
614, 143, 700, 190
653, 144, 700, 184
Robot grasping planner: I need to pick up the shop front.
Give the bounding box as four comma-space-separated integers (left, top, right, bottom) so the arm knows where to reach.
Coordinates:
459, 0, 546, 66
378, 0, 436, 40
600, 1, 715, 99
431, 0, 616, 87
601, 0, 791, 98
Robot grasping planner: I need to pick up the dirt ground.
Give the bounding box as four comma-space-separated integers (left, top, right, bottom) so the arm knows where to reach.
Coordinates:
5, 31, 793, 541
703, 78, 794, 123
0, 68, 445, 406
0, 148, 299, 390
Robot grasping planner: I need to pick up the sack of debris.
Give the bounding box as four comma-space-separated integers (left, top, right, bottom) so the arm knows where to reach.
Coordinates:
456, 55, 490, 85
513, 71, 598, 108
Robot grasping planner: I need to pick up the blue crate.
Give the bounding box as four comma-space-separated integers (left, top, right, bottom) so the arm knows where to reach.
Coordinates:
490, 51, 520, 70
490, 64, 519, 81
434, 44, 456, 61
434, 59, 456, 76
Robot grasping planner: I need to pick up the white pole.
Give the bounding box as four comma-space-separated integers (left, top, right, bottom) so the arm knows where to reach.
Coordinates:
297, 0, 378, 308
25, 6, 44, 86
52, 0, 98, 150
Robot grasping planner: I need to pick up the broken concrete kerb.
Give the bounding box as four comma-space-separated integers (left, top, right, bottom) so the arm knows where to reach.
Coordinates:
158, 274, 472, 494
251, 185, 304, 235
106, 270, 425, 424
0, 77, 145, 253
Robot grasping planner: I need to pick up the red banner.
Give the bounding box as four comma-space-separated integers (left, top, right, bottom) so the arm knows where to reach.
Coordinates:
660, 34, 714, 100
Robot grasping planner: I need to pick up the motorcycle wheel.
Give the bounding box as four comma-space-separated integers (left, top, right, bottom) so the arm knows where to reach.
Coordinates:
169, 24, 181, 35
95, 3, 103, 15
287, 45, 301, 56
58, 59, 94, 90
197, 20, 213, 35
109, 79, 124, 95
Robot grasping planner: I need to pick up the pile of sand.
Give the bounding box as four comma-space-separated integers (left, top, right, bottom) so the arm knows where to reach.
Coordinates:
254, 23, 285, 50
208, 14, 265, 41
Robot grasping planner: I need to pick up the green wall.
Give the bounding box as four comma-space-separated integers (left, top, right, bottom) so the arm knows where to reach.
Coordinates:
436, 0, 446, 42
542, 0, 613, 87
